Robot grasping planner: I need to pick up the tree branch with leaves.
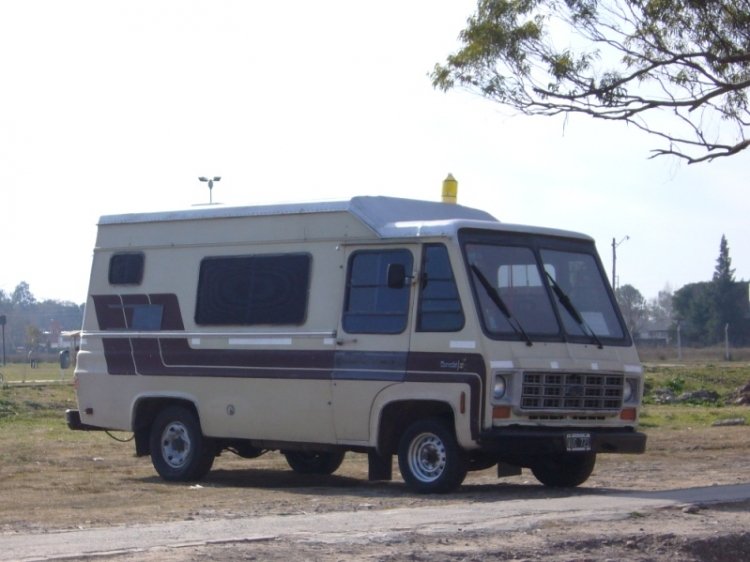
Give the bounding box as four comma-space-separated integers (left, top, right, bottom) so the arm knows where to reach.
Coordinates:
432, 0, 750, 163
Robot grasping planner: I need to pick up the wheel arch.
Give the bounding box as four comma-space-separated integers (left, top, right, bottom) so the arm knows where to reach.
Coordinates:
376, 399, 456, 457
132, 395, 201, 457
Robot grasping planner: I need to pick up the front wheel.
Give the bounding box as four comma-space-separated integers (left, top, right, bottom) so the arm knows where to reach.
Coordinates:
284, 450, 345, 475
397, 418, 467, 493
531, 453, 596, 487
149, 405, 215, 482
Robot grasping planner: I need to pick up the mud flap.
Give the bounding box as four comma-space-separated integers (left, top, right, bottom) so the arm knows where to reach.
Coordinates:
368, 451, 393, 481
497, 462, 522, 478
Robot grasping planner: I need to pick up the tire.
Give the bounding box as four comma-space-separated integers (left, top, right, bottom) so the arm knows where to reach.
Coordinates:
530, 453, 596, 488
149, 405, 215, 482
397, 418, 467, 493
284, 450, 345, 475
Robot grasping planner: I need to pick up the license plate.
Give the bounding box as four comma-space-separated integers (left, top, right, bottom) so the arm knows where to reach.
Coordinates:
565, 432, 592, 452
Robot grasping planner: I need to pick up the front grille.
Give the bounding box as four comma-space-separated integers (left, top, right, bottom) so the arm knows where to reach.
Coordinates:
521, 372, 623, 411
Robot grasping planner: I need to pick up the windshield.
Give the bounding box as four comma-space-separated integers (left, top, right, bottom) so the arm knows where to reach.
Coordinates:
462, 231, 627, 345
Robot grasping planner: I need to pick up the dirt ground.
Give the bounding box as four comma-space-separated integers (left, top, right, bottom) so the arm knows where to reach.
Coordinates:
1, 422, 749, 560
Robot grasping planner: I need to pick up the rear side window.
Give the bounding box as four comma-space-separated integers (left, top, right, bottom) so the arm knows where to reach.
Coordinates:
343, 249, 413, 334
109, 253, 145, 285
196, 253, 311, 325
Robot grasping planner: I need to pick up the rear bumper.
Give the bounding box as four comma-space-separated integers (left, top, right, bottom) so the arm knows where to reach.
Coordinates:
65, 409, 106, 431
478, 427, 646, 456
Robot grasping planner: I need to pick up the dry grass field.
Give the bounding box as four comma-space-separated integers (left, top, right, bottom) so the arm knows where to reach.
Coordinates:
0, 359, 748, 560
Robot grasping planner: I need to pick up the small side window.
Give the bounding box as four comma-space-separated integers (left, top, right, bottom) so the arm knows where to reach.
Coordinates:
109, 253, 145, 285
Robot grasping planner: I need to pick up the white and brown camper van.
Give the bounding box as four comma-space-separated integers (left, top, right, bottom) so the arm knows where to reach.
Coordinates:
67, 195, 645, 492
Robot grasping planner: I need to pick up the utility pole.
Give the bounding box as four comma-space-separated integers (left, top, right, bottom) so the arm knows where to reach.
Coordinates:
611, 235, 630, 289
725, 323, 731, 361
198, 176, 221, 204
0, 315, 6, 366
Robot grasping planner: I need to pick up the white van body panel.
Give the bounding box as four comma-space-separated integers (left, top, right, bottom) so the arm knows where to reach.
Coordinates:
71, 195, 645, 490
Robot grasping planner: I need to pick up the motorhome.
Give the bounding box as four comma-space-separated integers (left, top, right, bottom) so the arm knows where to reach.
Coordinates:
67, 193, 645, 492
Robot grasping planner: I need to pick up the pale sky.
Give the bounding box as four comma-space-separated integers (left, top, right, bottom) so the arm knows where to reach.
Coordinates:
1, 1, 747, 305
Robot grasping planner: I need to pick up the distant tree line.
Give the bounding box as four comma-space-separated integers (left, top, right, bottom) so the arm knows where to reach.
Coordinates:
616, 236, 750, 347
0, 282, 84, 360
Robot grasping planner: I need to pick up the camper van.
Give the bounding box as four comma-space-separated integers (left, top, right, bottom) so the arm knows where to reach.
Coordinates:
67, 195, 645, 493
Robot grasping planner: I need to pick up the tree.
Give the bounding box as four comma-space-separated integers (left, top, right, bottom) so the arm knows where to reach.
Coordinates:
615, 283, 647, 337
0, 282, 84, 357
647, 284, 674, 329
710, 235, 746, 343
432, 0, 750, 163
26, 325, 43, 350
673, 236, 750, 345
11, 282, 36, 309
713, 234, 735, 283
672, 282, 715, 345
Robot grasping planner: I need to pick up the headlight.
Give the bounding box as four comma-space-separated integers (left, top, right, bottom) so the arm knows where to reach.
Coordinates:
493, 375, 507, 400
623, 378, 637, 402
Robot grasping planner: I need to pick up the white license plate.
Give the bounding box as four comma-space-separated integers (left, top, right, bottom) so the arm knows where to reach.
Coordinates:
566, 432, 592, 452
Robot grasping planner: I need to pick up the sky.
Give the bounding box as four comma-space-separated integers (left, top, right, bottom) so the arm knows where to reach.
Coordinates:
1, 1, 747, 305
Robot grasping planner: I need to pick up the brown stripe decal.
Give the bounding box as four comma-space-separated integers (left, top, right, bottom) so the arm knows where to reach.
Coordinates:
92, 295, 127, 330
407, 353, 485, 438
92, 293, 185, 331
94, 294, 488, 438
102, 338, 136, 375
136, 339, 334, 379
150, 293, 185, 330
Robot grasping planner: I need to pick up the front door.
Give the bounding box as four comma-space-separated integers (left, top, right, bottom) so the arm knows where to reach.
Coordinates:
332, 245, 418, 442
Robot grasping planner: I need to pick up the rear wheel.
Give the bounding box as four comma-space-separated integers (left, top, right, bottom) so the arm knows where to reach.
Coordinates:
284, 450, 345, 475
531, 453, 596, 487
397, 418, 467, 493
149, 405, 215, 482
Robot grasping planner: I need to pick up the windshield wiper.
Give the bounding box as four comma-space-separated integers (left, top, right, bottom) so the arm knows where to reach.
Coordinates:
544, 271, 603, 349
470, 264, 532, 347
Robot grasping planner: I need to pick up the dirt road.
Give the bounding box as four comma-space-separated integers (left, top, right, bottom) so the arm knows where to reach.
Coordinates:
3, 484, 750, 561
1, 423, 749, 561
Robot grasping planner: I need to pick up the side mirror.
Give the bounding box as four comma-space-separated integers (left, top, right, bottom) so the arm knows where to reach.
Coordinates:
387, 263, 407, 289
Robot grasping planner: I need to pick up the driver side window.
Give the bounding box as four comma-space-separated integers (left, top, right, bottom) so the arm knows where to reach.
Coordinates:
342, 249, 413, 334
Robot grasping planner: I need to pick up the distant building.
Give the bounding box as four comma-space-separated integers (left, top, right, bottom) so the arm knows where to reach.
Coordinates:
635, 320, 672, 347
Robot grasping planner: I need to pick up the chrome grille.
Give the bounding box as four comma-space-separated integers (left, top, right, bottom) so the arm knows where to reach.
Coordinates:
521, 372, 623, 411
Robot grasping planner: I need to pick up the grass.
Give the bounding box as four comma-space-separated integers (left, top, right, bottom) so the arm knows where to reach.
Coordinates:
639, 404, 749, 429
0, 362, 73, 384
643, 362, 749, 397
0, 383, 76, 427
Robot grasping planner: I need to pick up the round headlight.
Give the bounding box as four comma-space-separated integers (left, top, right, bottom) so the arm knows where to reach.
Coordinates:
623, 379, 635, 402
493, 376, 507, 400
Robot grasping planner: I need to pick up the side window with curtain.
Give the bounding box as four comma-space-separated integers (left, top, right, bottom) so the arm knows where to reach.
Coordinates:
417, 244, 464, 332
342, 249, 413, 334
195, 253, 311, 325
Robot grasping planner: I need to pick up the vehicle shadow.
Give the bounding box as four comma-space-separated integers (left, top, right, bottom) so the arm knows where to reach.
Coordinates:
133, 466, 611, 503
132, 468, 750, 508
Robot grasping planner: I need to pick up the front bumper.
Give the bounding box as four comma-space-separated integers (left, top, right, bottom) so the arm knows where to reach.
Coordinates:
478, 427, 646, 456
